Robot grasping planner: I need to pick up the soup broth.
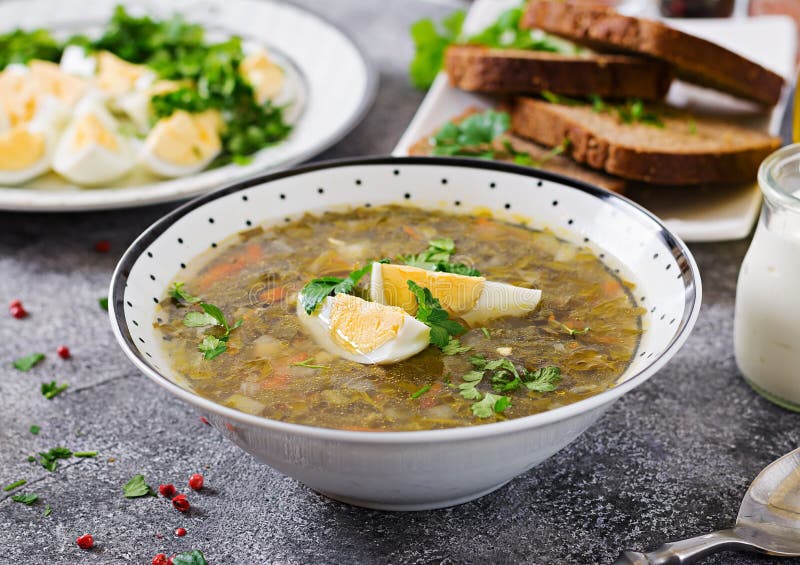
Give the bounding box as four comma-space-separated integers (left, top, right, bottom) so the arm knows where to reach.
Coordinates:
154, 205, 643, 431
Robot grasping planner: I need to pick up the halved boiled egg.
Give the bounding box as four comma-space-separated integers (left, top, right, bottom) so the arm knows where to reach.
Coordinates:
370, 263, 542, 326
116, 79, 181, 133
0, 123, 54, 185
140, 110, 222, 178
52, 98, 135, 185
297, 293, 431, 365
95, 50, 154, 97
239, 48, 285, 105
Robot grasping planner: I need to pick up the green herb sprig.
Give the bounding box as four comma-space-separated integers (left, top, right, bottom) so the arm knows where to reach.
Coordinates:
12, 353, 45, 372
41, 381, 68, 400
298, 263, 373, 315
122, 474, 156, 498
11, 493, 39, 505
401, 237, 480, 276
407, 281, 466, 348
179, 287, 244, 360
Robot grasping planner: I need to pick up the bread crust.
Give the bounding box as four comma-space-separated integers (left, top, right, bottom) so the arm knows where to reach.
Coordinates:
445, 45, 672, 100
510, 97, 781, 185
521, 0, 784, 106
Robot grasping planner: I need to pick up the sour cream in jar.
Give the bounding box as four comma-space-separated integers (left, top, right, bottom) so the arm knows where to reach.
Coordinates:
734, 144, 800, 410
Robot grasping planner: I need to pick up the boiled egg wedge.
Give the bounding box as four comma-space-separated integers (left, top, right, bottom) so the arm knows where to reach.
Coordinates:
370, 263, 542, 327
141, 110, 222, 178
0, 122, 54, 185
297, 293, 431, 365
239, 48, 285, 105
53, 98, 135, 185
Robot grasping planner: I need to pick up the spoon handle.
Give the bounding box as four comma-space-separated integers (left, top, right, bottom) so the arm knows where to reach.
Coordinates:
612, 529, 752, 564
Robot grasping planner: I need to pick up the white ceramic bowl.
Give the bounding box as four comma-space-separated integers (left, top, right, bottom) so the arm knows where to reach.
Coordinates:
109, 157, 702, 511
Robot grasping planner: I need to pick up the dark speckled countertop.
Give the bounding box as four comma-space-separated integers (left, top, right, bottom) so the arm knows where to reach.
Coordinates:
1, 1, 798, 563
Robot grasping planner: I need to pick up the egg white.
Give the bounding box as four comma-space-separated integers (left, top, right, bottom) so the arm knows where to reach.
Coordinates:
297, 295, 431, 365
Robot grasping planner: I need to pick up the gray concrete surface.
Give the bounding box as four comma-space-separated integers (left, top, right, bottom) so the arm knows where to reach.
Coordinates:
1, 0, 799, 563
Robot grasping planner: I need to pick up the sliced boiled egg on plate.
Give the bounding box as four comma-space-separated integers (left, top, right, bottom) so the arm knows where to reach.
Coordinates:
141, 110, 222, 177
59, 45, 97, 78
297, 293, 431, 365
0, 123, 54, 185
52, 98, 135, 185
239, 48, 286, 105
95, 51, 155, 97
370, 263, 542, 326
116, 79, 181, 133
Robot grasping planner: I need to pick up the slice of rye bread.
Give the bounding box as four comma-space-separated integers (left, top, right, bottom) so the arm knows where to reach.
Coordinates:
510, 97, 781, 185
521, 0, 784, 106
445, 45, 672, 100
409, 108, 627, 193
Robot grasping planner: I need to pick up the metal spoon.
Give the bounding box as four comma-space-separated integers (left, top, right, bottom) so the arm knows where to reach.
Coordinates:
614, 447, 800, 564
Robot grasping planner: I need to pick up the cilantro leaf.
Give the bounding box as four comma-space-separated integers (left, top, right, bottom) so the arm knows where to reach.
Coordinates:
471, 392, 511, 418
401, 238, 481, 277
12, 353, 45, 372
431, 110, 510, 156
44, 505, 52, 516
523, 366, 562, 392
123, 474, 156, 498
3, 479, 26, 492
442, 338, 471, 356
198, 335, 227, 360
41, 381, 68, 400
172, 550, 209, 565
467, 6, 576, 52
29, 425, 40, 435
98, 297, 109, 311
407, 280, 466, 348
36, 447, 72, 472
298, 264, 373, 315
409, 10, 465, 89
170, 282, 201, 303
11, 493, 39, 505
183, 311, 222, 328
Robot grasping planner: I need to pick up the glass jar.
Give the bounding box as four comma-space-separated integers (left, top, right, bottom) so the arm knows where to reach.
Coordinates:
734, 144, 800, 411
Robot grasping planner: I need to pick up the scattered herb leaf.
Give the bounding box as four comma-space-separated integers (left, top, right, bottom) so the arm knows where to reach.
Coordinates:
44, 505, 52, 516
12, 353, 45, 372
289, 357, 330, 369
471, 392, 511, 418
41, 381, 68, 400
172, 550, 209, 565
11, 493, 39, 505
409, 10, 465, 89
480, 327, 491, 339
402, 237, 481, 276
73, 451, 98, 458
590, 94, 606, 113
37, 447, 72, 472
183, 311, 222, 328
407, 280, 466, 348
29, 425, 40, 435
299, 264, 373, 315
198, 335, 227, 360
170, 282, 201, 303
554, 320, 590, 337
688, 119, 697, 135
98, 297, 109, 311
3, 479, 26, 492
411, 384, 432, 399
442, 338, 472, 356
524, 366, 562, 392
123, 474, 156, 498
542, 90, 583, 106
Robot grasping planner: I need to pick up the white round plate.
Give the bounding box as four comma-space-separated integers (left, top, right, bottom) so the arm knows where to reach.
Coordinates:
0, 0, 376, 212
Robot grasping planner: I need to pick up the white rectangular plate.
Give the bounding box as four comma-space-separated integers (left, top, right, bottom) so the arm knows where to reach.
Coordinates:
393, 0, 797, 242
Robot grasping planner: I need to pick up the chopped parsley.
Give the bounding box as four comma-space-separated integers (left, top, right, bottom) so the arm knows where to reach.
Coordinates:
170, 282, 201, 303
11, 493, 39, 505
0, 29, 63, 70
41, 381, 68, 400
289, 357, 330, 369
36, 447, 73, 472
407, 281, 466, 348
402, 237, 480, 276
480, 327, 491, 339
411, 384, 432, 399
441, 338, 471, 356
12, 353, 45, 371
409, 5, 577, 89
172, 550, 209, 565
3, 479, 26, 492
617, 99, 664, 128
73, 451, 98, 458
98, 297, 109, 311
123, 474, 156, 498
183, 301, 244, 360
553, 319, 590, 337
459, 355, 562, 417
44, 505, 52, 516
298, 263, 373, 315
542, 90, 584, 106
29, 425, 40, 435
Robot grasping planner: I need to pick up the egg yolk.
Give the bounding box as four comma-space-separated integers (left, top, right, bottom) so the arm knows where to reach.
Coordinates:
96, 51, 149, 96
28, 60, 86, 106
239, 50, 284, 104
377, 264, 486, 317
0, 72, 38, 127
0, 127, 45, 171
147, 110, 221, 166
327, 293, 407, 354
71, 113, 119, 152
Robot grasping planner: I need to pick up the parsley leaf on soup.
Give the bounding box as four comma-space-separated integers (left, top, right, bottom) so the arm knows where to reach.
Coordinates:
407, 281, 466, 348
298, 264, 373, 315
122, 474, 156, 498
471, 392, 511, 418
182, 301, 244, 360
12, 353, 45, 371
523, 366, 562, 392
441, 338, 471, 356
183, 311, 221, 328
170, 282, 201, 303
402, 238, 481, 277
198, 336, 227, 360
